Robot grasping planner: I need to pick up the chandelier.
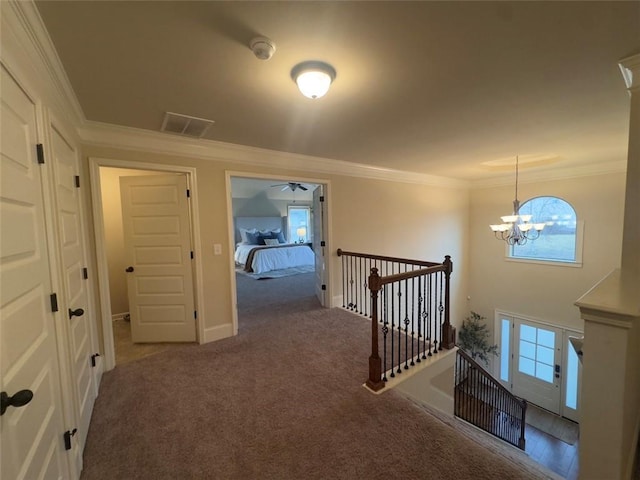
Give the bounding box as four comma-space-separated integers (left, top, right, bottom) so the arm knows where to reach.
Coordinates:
490, 156, 546, 246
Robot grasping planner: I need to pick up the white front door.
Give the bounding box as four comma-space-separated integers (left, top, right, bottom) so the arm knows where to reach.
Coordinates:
1, 65, 71, 479
497, 311, 581, 419
312, 186, 326, 306
120, 174, 196, 343
50, 124, 97, 458
512, 319, 562, 413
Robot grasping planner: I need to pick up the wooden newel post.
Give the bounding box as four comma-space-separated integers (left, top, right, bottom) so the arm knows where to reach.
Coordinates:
441, 255, 456, 349
366, 268, 385, 392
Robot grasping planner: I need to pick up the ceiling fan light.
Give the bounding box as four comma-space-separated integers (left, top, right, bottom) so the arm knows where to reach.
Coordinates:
291, 61, 336, 99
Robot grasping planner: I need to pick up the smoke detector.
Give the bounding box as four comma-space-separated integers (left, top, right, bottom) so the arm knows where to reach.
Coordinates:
250, 36, 276, 60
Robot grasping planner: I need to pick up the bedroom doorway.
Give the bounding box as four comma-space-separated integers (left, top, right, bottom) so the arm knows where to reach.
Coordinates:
89, 159, 205, 370
227, 173, 331, 332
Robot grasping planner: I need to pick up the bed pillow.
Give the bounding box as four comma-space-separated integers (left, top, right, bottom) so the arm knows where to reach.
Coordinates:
264, 238, 280, 246
275, 231, 286, 243
245, 231, 261, 245
239, 227, 257, 243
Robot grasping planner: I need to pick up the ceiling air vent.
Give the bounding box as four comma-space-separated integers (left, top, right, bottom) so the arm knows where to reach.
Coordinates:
161, 112, 215, 138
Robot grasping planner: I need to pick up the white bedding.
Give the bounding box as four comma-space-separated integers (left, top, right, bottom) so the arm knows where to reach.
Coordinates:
235, 243, 315, 274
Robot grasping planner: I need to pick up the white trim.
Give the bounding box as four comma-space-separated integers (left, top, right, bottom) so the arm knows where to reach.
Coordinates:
88, 157, 207, 371
203, 323, 235, 343
2, 1, 85, 127
79, 121, 468, 188
472, 160, 627, 189
111, 312, 129, 322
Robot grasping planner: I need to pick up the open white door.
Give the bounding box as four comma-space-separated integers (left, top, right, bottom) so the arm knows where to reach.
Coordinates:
50, 124, 97, 458
312, 186, 327, 306
120, 174, 196, 343
1, 65, 71, 480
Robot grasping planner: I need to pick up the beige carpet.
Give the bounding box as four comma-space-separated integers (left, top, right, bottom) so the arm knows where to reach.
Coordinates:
81, 297, 560, 480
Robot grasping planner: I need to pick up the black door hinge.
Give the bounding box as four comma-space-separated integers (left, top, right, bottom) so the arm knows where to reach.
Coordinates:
186, 189, 190, 198
320, 241, 326, 247
321, 284, 326, 291
91, 353, 101, 367
82, 267, 88, 279
74, 175, 80, 188
190, 251, 194, 259
63, 428, 77, 450
36, 144, 45, 164
50, 293, 59, 312
194, 311, 197, 319
319, 196, 324, 202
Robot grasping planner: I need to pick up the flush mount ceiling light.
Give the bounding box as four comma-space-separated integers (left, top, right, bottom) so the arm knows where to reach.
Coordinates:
291, 61, 336, 99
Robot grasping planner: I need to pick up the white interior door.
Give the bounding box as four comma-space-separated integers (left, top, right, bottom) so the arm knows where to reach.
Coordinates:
50, 124, 96, 456
1, 65, 71, 480
512, 318, 562, 413
312, 186, 326, 306
120, 174, 196, 343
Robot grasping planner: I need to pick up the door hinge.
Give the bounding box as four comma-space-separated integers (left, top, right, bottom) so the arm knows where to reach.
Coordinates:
319, 196, 325, 202
36, 144, 45, 164
320, 241, 326, 247
194, 311, 197, 319
91, 353, 101, 367
190, 251, 194, 259
321, 284, 326, 291
82, 267, 89, 279
63, 428, 77, 451
50, 293, 59, 312
186, 189, 190, 198
74, 175, 80, 188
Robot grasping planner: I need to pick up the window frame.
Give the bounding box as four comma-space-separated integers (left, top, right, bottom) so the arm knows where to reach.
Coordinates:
287, 205, 311, 243
505, 196, 584, 268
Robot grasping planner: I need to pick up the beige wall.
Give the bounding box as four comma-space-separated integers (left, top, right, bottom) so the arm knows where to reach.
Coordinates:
83, 145, 471, 348
469, 172, 626, 332
98, 167, 166, 316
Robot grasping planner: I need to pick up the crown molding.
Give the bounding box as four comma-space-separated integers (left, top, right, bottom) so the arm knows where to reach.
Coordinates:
78, 121, 469, 189
619, 52, 640, 91
471, 160, 628, 189
3, 1, 86, 126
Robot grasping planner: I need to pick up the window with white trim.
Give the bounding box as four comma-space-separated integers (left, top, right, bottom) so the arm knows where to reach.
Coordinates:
509, 196, 581, 264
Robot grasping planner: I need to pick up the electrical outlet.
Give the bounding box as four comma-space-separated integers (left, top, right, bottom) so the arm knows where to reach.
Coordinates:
214, 244, 222, 255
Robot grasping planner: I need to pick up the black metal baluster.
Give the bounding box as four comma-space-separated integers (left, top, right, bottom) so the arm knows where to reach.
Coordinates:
396, 279, 403, 374
404, 277, 410, 370
416, 275, 422, 364
382, 284, 389, 382
390, 282, 395, 378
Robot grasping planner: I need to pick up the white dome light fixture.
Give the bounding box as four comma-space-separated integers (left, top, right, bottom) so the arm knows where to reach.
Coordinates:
291, 61, 336, 99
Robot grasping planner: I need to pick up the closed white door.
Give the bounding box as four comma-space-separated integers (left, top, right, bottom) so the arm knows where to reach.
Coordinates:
50, 125, 96, 456
512, 319, 562, 413
1, 65, 71, 479
312, 186, 326, 306
120, 175, 196, 343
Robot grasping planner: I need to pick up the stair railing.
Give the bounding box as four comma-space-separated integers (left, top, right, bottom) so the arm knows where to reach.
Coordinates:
454, 348, 527, 450
337, 249, 454, 391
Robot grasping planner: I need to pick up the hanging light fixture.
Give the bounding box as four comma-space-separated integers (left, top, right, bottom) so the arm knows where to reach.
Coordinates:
291, 61, 336, 99
490, 156, 546, 246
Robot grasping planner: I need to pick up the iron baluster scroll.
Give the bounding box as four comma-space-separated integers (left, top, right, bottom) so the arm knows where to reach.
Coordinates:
337, 249, 454, 391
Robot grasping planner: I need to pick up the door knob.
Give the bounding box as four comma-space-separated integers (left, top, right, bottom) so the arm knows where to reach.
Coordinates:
125, 266, 134, 272
1, 389, 34, 416
69, 308, 85, 319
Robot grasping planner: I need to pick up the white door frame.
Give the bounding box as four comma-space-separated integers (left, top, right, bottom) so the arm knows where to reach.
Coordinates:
225, 171, 333, 335
495, 310, 583, 419
89, 157, 205, 371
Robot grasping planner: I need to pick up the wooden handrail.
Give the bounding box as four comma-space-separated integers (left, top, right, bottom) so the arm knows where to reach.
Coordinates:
337, 248, 440, 268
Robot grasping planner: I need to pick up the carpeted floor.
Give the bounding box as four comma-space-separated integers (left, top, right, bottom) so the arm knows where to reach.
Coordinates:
80, 279, 560, 480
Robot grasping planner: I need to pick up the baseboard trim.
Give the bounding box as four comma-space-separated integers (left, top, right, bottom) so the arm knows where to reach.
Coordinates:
111, 312, 129, 322
202, 323, 234, 344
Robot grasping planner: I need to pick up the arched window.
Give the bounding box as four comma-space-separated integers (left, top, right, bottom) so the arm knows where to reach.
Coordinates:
510, 196, 580, 264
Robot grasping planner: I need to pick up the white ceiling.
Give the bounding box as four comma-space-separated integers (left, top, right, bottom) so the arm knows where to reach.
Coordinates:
35, 1, 639, 180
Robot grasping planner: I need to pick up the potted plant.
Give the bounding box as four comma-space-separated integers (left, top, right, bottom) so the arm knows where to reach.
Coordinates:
458, 311, 498, 367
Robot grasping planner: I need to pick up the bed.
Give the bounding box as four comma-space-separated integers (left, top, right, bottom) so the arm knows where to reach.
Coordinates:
234, 216, 315, 274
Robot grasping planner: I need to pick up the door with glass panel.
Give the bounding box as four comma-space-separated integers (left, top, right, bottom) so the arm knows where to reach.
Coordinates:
497, 312, 581, 419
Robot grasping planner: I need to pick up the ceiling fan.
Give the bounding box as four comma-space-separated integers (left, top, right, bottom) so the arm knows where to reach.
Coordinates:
271, 182, 308, 192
